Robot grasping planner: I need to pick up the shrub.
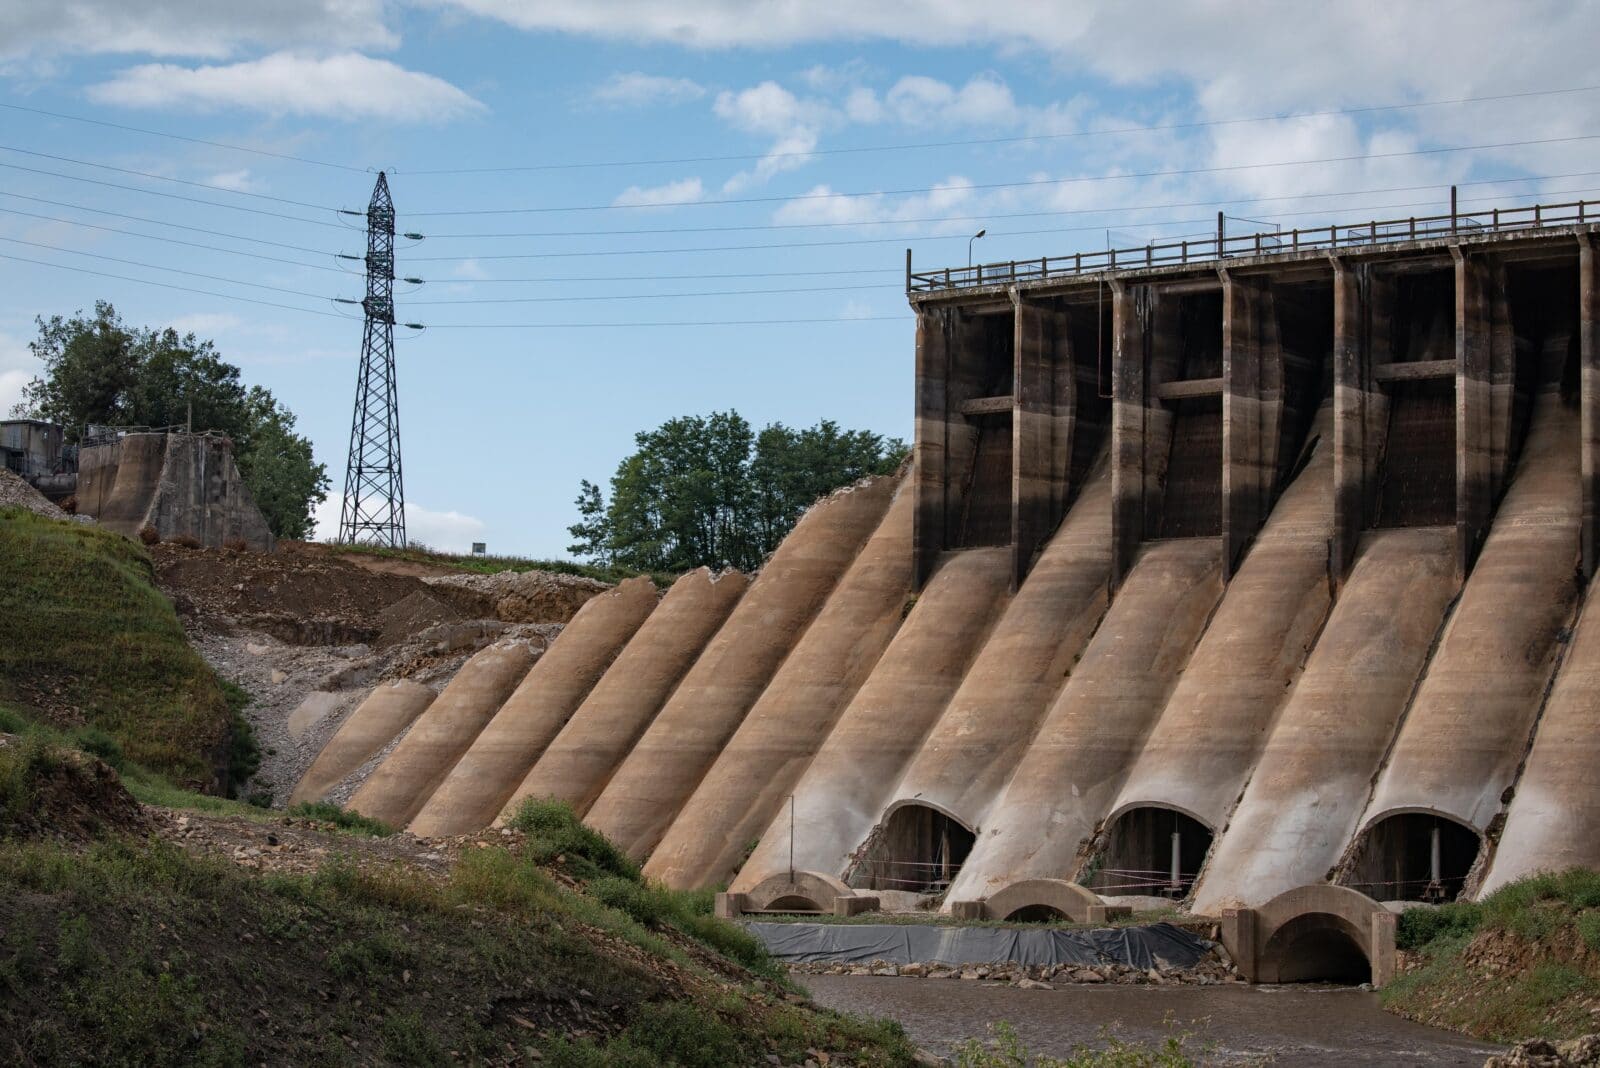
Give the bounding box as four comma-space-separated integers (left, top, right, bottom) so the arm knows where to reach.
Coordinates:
1397, 901, 1483, 950
71, 727, 124, 772
222, 536, 247, 553
591, 875, 667, 928
507, 799, 640, 882
61, 495, 77, 515
286, 801, 393, 837
173, 533, 202, 550
137, 525, 159, 545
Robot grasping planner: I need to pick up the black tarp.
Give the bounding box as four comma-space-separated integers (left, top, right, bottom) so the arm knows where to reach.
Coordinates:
746, 921, 1210, 970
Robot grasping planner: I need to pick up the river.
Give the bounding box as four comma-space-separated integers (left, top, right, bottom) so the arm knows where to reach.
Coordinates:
799, 975, 1503, 1065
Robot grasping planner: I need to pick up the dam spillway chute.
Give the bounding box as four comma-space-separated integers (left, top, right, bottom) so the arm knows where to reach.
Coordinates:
1341, 812, 1482, 904
846, 801, 977, 897
1083, 805, 1213, 901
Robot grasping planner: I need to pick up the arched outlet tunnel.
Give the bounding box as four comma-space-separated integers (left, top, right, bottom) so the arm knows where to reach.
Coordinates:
1258, 912, 1374, 984
1084, 806, 1213, 898
1341, 813, 1481, 903
847, 803, 976, 895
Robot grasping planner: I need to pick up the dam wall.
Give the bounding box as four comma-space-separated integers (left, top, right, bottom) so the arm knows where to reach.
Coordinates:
298, 207, 1600, 967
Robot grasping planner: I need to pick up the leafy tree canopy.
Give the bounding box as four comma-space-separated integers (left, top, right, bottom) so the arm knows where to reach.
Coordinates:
569, 410, 906, 573
14, 302, 330, 539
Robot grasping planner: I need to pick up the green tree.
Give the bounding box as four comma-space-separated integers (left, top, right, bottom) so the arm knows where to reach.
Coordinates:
14, 303, 329, 539
569, 410, 906, 572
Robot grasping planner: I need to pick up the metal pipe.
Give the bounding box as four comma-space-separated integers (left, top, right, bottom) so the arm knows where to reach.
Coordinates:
1170, 831, 1182, 890
1430, 824, 1442, 884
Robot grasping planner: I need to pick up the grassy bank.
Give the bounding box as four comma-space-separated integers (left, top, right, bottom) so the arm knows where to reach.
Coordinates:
0, 751, 917, 1067
1383, 869, 1600, 1042
321, 540, 681, 588
0, 507, 245, 789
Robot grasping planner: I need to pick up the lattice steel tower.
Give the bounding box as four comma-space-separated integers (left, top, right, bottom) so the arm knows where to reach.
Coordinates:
337, 171, 406, 548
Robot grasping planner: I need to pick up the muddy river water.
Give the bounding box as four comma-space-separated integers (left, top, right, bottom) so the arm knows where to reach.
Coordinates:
800, 975, 1503, 1065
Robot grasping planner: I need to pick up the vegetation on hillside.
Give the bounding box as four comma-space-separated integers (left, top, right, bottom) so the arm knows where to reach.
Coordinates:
568, 411, 906, 572
323, 539, 680, 587
1384, 868, 1600, 1042
0, 506, 251, 790
14, 302, 329, 538
0, 749, 918, 1067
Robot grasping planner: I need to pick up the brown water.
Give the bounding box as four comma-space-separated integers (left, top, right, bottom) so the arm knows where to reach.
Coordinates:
800, 975, 1503, 1066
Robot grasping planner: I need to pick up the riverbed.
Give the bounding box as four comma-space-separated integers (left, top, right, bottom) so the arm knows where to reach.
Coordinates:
799, 974, 1503, 1065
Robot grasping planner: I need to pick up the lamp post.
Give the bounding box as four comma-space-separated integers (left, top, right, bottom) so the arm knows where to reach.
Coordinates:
968, 228, 986, 269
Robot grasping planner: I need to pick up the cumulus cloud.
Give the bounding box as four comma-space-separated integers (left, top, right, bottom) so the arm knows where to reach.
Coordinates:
594, 71, 705, 107
309, 499, 487, 553
713, 81, 828, 191
204, 169, 256, 192
86, 52, 484, 123
612, 176, 705, 207
1, 0, 396, 61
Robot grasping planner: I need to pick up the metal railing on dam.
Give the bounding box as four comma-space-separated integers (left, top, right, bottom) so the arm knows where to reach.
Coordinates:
906, 196, 1596, 294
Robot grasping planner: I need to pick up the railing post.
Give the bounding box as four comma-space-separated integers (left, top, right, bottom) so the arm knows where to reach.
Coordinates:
1110, 248, 1117, 269
1075, 252, 1082, 273
1535, 204, 1543, 227
1451, 184, 1458, 232
1371, 220, 1378, 243
1182, 239, 1188, 262
944, 267, 950, 288
1292, 229, 1299, 251
1493, 208, 1500, 229
1042, 256, 1049, 277
905, 248, 912, 294
1409, 217, 1415, 239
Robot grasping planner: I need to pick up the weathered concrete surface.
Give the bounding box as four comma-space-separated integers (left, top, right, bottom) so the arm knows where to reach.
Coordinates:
289, 679, 435, 806
77, 431, 274, 550
585, 473, 899, 859
1360, 391, 1581, 838
722, 545, 1011, 895
503, 568, 748, 818
1222, 884, 1396, 987
346, 641, 535, 829
1190, 527, 1457, 914
1479, 572, 1600, 893
645, 483, 919, 886
878, 455, 1112, 838
407, 578, 659, 837
943, 537, 1224, 904
1108, 405, 1335, 836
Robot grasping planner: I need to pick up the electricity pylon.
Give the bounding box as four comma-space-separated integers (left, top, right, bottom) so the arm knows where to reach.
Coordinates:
337, 171, 406, 548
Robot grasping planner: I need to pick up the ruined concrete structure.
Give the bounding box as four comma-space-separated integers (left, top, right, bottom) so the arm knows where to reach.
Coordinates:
77, 430, 275, 551
302, 200, 1600, 985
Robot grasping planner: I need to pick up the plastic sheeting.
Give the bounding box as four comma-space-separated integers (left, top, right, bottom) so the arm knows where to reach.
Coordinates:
745, 922, 1210, 970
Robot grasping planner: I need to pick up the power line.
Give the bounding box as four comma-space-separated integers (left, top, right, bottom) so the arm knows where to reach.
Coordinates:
7, 83, 1599, 179
403, 186, 1598, 264
408, 282, 905, 305
0, 102, 370, 173
0, 145, 336, 210
0, 206, 351, 274
403, 83, 1600, 174
0, 191, 348, 254
0, 236, 333, 301
416, 170, 1600, 241
0, 252, 349, 319
404, 133, 1600, 216
0, 251, 908, 330
0, 162, 348, 229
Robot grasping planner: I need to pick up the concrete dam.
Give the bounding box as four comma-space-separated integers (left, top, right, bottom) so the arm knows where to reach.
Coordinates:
301, 200, 1600, 984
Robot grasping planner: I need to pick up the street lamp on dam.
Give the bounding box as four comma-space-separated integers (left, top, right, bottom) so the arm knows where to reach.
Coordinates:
969, 228, 986, 268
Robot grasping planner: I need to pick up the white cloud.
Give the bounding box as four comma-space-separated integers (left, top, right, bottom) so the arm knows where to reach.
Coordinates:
773, 177, 977, 229
612, 176, 705, 208
594, 71, 705, 107
880, 74, 1018, 127
452, 259, 489, 280
0, 331, 41, 417
86, 52, 484, 123
309, 499, 486, 553
405, 503, 487, 554
204, 169, 257, 192
1, 0, 395, 61
713, 82, 828, 191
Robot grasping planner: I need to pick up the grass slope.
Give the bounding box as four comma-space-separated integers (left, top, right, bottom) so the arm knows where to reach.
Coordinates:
0, 790, 917, 1068
1384, 869, 1600, 1042
321, 540, 681, 588
0, 508, 240, 789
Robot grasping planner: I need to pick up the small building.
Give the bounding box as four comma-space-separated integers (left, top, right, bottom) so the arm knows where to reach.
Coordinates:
0, 419, 65, 478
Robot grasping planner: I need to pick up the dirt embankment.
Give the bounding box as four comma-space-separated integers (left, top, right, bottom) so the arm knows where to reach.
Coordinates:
150, 542, 611, 807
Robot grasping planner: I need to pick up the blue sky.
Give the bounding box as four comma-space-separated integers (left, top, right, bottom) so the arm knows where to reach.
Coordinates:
3, 1, 1598, 555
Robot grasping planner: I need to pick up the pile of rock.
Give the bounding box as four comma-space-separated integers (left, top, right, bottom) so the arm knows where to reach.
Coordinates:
786, 944, 1241, 988
1486, 1035, 1600, 1067
0, 467, 68, 520
426, 569, 611, 625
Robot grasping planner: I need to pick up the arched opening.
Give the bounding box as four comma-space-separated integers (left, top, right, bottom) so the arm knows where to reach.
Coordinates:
848, 803, 976, 895
1343, 813, 1480, 902
1004, 904, 1068, 924
1085, 806, 1212, 898
763, 895, 823, 914
1259, 913, 1372, 984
